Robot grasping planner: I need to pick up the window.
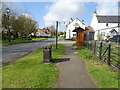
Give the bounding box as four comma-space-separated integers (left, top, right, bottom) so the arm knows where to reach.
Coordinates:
73, 34, 76, 36
118, 23, 120, 27
74, 23, 80, 28
106, 23, 108, 26
102, 32, 105, 36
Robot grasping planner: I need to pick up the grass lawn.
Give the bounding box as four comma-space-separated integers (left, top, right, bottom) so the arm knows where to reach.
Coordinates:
1, 38, 47, 45
58, 37, 64, 41
2, 44, 65, 88
76, 47, 118, 88
32, 38, 47, 41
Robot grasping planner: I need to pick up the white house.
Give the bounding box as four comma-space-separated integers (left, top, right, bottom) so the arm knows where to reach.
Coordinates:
66, 18, 85, 39
91, 10, 120, 40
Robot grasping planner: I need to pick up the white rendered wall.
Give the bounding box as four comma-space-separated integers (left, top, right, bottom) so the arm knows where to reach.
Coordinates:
91, 13, 119, 40
66, 18, 85, 39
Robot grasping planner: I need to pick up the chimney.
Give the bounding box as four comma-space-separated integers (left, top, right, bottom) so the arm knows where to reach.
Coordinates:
70, 18, 73, 23
93, 10, 97, 16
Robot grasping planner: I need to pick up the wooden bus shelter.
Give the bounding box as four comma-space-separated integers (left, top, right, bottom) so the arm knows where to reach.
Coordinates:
73, 27, 85, 47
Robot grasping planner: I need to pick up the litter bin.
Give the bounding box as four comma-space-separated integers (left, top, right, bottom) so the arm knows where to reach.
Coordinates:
43, 46, 52, 63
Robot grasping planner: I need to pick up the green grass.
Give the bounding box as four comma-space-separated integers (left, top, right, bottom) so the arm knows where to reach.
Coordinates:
58, 37, 64, 41
72, 42, 76, 46
32, 38, 47, 41
1, 38, 47, 45
77, 47, 118, 88
2, 44, 65, 88
71, 37, 76, 41
86, 41, 120, 68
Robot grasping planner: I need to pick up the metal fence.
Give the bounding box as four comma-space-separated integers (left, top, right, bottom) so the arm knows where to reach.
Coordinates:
84, 40, 120, 69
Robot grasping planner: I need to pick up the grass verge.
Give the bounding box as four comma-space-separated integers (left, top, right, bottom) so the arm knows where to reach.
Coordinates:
58, 37, 64, 41
2, 44, 65, 88
32, 38, 47, 41
1, 38, 47, 45
77, 47, 118, 88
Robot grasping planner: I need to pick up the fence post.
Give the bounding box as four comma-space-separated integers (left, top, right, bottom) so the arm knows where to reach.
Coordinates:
87, 40, 89, 49
107, 43, 111, 65
99, 41, 102, 59
91, 41, 92, 50
94, 41, 96, 54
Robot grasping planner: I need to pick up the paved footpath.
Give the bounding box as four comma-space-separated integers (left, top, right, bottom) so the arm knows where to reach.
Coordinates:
57, 41, 98, 88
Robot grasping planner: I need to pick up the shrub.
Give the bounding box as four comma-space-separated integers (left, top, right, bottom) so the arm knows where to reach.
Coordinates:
63, 34, 66, 39
77, 46, 85, 50
72, 42, 76, 46
71, 37, 76, 41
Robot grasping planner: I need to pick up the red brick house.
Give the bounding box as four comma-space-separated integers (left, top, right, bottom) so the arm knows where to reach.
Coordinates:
35, 28, 51, 37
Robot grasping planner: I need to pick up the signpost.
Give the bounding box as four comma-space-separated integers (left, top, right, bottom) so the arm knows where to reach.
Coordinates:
56, 21, 58, 49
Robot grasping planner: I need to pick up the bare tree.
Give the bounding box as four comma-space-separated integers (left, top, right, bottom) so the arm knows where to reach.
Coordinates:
48, 26, 56, 37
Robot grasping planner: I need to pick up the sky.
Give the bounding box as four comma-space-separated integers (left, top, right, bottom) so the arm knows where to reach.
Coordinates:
18, 2, 96, 30
18, 2, 52, 28
2, 0, 119, 31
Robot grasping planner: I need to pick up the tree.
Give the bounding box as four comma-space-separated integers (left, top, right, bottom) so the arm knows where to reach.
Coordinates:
14, 15, 37, 39
24, 17, 37, 38
48, 26, 56, 37
2, 13, 8, 29
58, 31, 64, 36
9, 16, 19, 39
1, 13, 8, 40
1, 3, 38, 40
1, 2, 21, 40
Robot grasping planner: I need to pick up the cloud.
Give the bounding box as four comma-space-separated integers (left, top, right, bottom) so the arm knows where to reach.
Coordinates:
22, 13, 31, 18
43, 0, 86, 26
96, 0, 118, 15
43, 0, 119, 26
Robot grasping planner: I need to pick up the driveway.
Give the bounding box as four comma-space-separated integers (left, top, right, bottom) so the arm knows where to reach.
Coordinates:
1, 38, 55, 66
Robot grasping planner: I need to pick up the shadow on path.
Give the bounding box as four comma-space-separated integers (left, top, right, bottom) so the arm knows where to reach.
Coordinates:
51, 58, 70, 63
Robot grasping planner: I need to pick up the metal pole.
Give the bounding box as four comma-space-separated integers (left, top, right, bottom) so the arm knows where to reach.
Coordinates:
6, 8, 11, 42
56, 21, 58, 49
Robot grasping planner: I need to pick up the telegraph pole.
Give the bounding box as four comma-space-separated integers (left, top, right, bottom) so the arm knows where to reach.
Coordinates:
56, 21, 58, 49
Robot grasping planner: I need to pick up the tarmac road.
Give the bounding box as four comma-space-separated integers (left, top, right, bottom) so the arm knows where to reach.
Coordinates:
1, 38, 55, 66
